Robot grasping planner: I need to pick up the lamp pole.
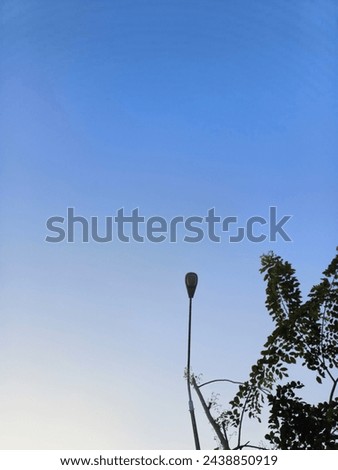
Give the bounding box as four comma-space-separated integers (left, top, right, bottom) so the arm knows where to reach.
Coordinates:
185, 272, 201, 450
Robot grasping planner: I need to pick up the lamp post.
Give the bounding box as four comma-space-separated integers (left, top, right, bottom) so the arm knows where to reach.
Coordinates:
185, 272, 201, 450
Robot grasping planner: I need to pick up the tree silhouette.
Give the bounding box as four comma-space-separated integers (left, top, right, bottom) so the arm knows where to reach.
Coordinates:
190, 250, 338, 449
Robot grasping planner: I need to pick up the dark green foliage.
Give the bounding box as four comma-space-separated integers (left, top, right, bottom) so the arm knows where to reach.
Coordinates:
266, 382, 338, 449
217, 250, 338, 449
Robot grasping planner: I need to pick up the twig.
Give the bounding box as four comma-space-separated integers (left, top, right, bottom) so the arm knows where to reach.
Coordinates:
237, 388, 252, 449
235, 442, 268, 450
198, 378, 244, 389
329, 378, 338, 404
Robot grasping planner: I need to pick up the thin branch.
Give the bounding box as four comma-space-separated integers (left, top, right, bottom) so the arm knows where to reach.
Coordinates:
237, 388, 252, 449
329, 378, 338, 404
199, 377, 270, 396
320, 299, 328, 342
221, 422, 230, 449
199, 378, 244, 388
321, 360, 336, 383
235, 442, 268, 450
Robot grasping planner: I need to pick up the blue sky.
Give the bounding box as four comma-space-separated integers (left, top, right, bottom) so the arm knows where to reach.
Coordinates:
0, 0, 337, 449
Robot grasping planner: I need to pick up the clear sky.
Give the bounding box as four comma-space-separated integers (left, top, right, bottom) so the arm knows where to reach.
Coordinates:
0, 0, 337, 449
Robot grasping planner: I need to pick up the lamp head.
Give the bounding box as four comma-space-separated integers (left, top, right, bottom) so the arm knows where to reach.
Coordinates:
185, 272, 198, 299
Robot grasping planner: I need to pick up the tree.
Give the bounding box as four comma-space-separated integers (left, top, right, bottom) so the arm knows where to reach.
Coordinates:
190, 250, 338, 449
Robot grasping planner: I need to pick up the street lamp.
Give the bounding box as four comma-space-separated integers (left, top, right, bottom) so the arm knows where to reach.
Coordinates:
185, 272, 201, 450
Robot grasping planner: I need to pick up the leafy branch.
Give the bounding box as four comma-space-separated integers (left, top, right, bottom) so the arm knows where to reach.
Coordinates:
188, 249, 338, 449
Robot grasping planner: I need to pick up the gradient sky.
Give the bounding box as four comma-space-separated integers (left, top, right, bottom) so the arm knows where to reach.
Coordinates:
1, 0, 337, 449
